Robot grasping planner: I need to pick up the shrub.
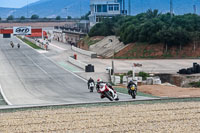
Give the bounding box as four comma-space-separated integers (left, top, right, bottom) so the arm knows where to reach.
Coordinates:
138, 71, 149, 80
189, 81, 200, 87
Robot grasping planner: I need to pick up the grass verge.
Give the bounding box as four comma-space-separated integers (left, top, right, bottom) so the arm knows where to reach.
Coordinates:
17, 36, 42, 49
1, 97, 200, 113
82, 36, 102, 46
114, 87, 159, 98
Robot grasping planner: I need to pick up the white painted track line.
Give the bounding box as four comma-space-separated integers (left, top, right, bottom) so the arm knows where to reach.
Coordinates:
0, 84, 12, 105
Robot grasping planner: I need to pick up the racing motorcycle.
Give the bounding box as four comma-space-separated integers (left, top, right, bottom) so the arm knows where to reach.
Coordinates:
129, 84, 137, 99
89, 82, 95, 92
98, 83, 119, 101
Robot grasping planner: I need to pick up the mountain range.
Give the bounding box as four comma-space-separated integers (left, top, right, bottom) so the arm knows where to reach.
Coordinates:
0, 0, 200, 19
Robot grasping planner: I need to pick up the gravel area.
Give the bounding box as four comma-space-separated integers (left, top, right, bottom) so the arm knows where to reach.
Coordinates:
1, 102, 200, 132
139, 85, 200, 98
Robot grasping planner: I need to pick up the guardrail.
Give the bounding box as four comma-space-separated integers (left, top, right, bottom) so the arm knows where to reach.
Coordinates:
72, 46, 97, 58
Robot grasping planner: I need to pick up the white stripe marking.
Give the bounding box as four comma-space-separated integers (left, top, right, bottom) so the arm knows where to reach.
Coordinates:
24, 54, 48, 75
49, 43, 67, 50
0, 84, 12, 105
16, 36, 87, 82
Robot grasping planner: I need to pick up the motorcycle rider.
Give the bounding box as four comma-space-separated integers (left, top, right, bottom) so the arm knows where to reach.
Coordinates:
127, 80, 137, 95
17, 43, 20, 48
87, 77, 95, 89
10, 41, 14, 48
96, 78, 116, 99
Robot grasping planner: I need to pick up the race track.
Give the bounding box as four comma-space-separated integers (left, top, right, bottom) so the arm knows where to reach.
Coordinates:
0, 35, 154, 106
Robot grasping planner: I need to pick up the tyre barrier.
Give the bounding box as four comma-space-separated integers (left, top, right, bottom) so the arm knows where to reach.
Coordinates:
178, 62, 200, 74
85, 64, 94, 72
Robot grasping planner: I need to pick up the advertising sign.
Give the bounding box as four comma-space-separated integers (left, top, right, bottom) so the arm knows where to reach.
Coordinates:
13, 26, 32, 35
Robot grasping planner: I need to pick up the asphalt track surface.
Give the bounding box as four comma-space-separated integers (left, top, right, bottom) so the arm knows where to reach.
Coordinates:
0, 35, 154, 106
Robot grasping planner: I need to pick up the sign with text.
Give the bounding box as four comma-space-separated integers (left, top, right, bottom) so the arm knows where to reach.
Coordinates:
13, 26, 32, 35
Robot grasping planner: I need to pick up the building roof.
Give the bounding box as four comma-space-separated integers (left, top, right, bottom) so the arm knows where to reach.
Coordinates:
90, 0, 119, 5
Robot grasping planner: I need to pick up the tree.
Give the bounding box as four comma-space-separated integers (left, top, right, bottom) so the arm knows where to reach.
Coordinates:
157, 27, 173, 52
146, 9, 160, 19
7, 15, 14, 20
81, 11, 91, 20
31, 14, 39, 19
56, 16, 61, 20
67, 16, 72, 19
0, 17, 1, 21
88, 18, 114, 37
20, 16, 25, 20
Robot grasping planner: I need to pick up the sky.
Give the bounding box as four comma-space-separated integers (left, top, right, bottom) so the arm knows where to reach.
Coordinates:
0, 0, 39, 8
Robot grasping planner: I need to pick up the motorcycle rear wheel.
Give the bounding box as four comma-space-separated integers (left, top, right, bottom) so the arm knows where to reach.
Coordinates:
90, 87, 94, 92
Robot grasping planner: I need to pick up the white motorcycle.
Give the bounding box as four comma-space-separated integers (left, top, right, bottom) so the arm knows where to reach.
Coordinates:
98, 83, 119, 101
89, 82, 95, 92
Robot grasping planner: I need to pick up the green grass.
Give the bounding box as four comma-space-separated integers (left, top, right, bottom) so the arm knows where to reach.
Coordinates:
18, 36, 42, 49
114, 87, 159, 98
189, 81, 200, 87
81, 36, 101, 46
0, 93, 7, 105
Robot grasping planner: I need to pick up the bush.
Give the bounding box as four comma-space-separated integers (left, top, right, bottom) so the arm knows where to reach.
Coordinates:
189, 81, 200, 87
138, 71, 149, 80
127, 70, 133, 76
31, 14, 39, 20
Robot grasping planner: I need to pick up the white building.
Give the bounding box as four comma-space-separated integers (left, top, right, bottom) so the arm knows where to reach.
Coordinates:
89, 0, 126, 27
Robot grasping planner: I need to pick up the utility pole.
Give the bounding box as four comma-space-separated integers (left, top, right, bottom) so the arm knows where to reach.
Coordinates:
123, 0, 125, 14
80, 0, 82, 17
128, 0, 131, 15
193, 5, 197, 14
27, 0, 29, 18
170, 0, 173, 17
64, 7, 67, 19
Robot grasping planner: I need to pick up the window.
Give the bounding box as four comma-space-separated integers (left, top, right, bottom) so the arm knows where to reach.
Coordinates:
97, 5, 102, 12
102, 5, 107, 12
114, 4, 119, 11
108, 4, 113, 11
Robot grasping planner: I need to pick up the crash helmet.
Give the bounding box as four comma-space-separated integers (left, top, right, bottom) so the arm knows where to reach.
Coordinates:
97, 78, 102, 83
129, 80, 134, 84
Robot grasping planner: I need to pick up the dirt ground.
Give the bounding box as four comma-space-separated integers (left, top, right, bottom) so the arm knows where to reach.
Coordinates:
1, 102, 200, 132
139, 84, 200, 98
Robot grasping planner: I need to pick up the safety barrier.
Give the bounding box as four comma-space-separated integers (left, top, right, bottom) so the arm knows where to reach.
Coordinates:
71, 46, 97, 58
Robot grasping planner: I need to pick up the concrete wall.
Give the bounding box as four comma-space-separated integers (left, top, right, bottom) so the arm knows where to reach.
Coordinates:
72, 46, 97, 58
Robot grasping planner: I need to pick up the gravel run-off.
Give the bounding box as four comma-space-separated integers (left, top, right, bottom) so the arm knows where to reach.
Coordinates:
1, 102, 200, 132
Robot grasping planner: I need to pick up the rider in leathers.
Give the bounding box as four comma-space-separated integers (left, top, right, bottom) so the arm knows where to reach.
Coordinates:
127, 80, 137, 95
96, 78, 116, 99
87, 77, 95, 89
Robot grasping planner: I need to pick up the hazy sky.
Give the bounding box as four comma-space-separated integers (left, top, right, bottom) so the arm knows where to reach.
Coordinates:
0, 0, 39, 8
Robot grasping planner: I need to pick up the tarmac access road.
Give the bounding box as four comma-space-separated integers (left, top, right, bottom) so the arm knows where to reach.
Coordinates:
0, 35, 155, 106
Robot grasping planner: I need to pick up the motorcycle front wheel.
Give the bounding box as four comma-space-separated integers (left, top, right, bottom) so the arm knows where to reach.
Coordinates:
104, 92, 113, 101
131, 91, 136, 99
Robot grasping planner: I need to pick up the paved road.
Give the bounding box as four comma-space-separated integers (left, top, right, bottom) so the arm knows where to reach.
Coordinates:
0, 35, 155, 106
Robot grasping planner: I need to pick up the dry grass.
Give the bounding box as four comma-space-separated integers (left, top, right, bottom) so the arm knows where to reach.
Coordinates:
1, 102, 200, 132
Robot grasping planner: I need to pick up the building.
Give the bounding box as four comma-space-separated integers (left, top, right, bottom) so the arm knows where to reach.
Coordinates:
89, 0, 126, 27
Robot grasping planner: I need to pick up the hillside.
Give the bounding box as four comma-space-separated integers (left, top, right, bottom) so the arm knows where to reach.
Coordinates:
0, 0, 90, 18
115, 42, 200, 59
